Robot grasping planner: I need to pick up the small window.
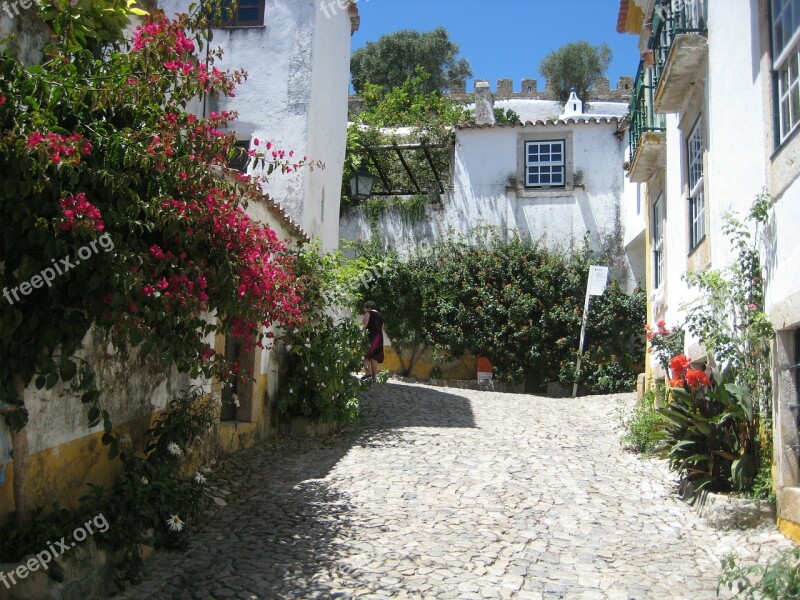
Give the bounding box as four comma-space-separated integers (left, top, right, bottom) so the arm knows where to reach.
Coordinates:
772, 0, 800, 142
687, 118, 705, 250
653, 194, 665, 289
216, 0, 265, 27
227, 141, 251, 172
524, 140, 565, 188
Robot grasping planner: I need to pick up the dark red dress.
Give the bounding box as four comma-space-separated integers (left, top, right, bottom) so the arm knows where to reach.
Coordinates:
365, 310, 384, 363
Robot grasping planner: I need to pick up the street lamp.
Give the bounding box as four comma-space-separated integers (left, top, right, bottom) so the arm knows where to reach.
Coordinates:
349, 160, 376, 201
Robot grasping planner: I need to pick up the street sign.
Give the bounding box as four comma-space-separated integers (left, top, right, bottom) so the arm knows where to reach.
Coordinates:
587, 265, 609, 296
572, 265, 609, 397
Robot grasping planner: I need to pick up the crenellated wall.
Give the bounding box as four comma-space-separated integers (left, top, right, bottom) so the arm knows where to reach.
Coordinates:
349, 76, 634, 114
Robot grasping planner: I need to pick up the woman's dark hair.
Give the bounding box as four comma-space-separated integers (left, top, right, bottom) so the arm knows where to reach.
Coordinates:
364, 300, 378, 311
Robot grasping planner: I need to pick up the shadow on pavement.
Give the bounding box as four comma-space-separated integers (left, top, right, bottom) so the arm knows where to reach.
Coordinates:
113, 381, 474, 599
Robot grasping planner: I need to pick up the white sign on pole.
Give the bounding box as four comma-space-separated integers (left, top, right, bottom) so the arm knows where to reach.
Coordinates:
587, 265, 609, 296
572, 265, 609, 397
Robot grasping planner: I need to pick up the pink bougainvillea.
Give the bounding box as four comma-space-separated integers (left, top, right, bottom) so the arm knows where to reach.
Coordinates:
59, 193, 105, 232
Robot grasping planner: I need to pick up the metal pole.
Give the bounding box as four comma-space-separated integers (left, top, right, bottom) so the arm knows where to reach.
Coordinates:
572, 290, 592, 398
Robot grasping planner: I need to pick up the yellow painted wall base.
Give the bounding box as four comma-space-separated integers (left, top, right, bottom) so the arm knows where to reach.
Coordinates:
0, 415, 155, 524
382, 346, 476, 380
777, 517, 800, 543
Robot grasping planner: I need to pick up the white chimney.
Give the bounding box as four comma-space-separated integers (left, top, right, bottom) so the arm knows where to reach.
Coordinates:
474, 80, 496, 126
560, 87, 584, 119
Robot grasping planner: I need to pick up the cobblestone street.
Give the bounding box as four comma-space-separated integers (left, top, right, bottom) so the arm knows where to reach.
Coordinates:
118, 381, 795, 600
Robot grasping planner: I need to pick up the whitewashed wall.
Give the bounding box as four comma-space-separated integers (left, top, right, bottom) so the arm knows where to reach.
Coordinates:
622, 143, 646, 288
159, 0, 353, 251
302, 1, 353, 250
706, 0, 768, 265
340, 118, 638, 288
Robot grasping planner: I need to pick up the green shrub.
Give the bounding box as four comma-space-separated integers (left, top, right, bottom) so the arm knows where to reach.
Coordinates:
276, 243, 372, 424
622, 389, 663, 454
357, 235, 645, 393
718, 548, 800, 599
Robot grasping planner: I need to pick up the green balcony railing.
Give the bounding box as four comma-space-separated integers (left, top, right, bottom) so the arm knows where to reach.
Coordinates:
651, 0, 708, 83
629, 60, 666, 161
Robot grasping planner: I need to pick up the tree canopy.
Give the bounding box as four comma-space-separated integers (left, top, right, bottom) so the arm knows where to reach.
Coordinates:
350, 27, 472, 94
539, 40, 612, 104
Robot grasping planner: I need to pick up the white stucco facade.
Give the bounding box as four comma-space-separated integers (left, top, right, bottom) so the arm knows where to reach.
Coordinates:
340, 98, 638, 289
620, 0, 800, 536
159, 0, 356, 251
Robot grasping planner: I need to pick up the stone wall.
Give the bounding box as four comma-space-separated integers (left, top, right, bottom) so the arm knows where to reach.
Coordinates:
349, 76, 634, 115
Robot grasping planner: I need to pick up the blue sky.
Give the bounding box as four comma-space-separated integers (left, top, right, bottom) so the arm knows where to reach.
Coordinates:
350, 0, 641, 94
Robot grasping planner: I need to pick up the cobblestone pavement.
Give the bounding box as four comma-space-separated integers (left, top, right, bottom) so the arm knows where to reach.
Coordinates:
117, 381, 795, 600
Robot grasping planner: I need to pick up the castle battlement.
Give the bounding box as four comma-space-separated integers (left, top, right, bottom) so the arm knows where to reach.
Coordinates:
349, 76, 633, 112
448, 76, 633, 101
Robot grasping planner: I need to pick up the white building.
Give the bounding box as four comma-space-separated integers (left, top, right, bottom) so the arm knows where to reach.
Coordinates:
618, 0, 800, 538
0, 0, 358, 547
159, 0, 359, 251
340, 80, 642, 289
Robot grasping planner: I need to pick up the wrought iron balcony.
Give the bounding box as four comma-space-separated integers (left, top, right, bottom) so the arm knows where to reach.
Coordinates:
651, 0, 708, 113
628, 60, 666, 183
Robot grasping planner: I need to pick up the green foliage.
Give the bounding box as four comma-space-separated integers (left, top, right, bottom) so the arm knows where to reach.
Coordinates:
684, 195, 774, 419
429, 365, 442, 379
564, 281, 647, 393
348, 238, 431, 375
538, 40, 612, 104
493, 107, 522, 125
37, 0, 148, 55
356, 235, 645, 392
82, 386, 216, 586
622, 388, 663, 454
718, 548, 800, 599
0, 386, 216, 587
0, 505, 78, 564
656, 367, 757, 494
362, 193, 434, 225
350, 27, 472, 94
343, 69, 459, 213
678, 195, 774, 496
646, 319, 685, 373
276, 244, 372, 424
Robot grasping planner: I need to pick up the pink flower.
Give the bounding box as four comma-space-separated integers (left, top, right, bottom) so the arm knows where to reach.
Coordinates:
748, 303, 757, 311
59, 193, 104, 231
142, 285, 155, 297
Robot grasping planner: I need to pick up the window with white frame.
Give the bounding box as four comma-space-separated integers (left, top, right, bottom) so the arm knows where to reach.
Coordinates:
687, 118, 705, 251
524, 140, 565, 188
653, 195, 665, 289
772, 0, 800, 142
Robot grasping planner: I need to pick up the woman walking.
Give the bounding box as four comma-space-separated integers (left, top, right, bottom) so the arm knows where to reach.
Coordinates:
361, 300, 384, 381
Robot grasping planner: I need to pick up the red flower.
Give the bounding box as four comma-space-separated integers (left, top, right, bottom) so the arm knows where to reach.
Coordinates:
669, 354, 691, 379
685, 369, 710, 389
669, 378, 684, 388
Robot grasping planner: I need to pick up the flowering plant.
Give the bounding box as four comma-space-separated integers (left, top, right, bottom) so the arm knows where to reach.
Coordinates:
0, 6, 306, 439
645, 319, 685, 373
658, 355, 758, 494
277, 243, 370, 424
